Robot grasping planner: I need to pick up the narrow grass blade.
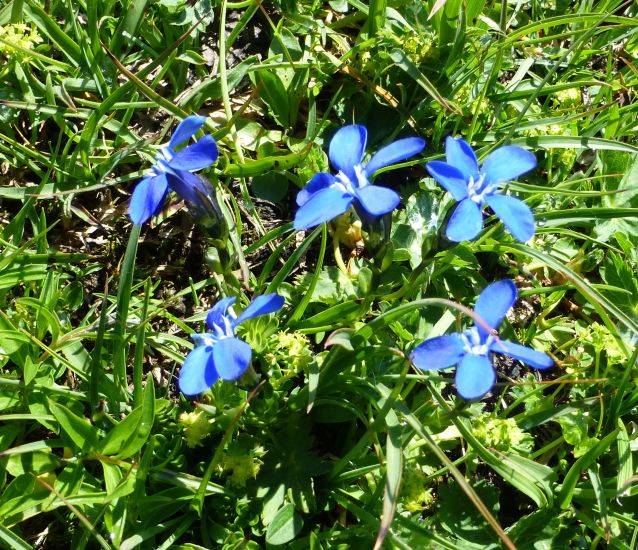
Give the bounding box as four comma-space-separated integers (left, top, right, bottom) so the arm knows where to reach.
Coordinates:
113, 224, 141, 402
288, 223, 327, 323
373, 408, 402, 550
133, 280, 151, 408
90, 277, 111, 410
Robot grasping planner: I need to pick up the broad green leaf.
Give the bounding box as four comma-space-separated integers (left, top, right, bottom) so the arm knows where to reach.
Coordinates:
265, 503, 304, 545
253, 70, 292, 129
5, 450, 61, 477
48, 400, 99, 452
252, 171, 289, 202
101, 379, 155, 459
100, 408, 144, 456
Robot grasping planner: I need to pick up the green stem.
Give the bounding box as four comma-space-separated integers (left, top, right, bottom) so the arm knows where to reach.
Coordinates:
333, 232, 349, 276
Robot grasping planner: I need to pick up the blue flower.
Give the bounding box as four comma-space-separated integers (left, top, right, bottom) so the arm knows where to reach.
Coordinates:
427, 137, 537, 242
129, 115, 219, 225
410, 280, 553, 399
293, 124, 425, 230
178, 294, 285, 396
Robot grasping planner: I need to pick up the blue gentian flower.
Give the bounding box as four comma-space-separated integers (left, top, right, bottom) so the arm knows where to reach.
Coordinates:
427, 137, 537, 242
129, 115, 219, 225
410, 279, 553, 399
179, 294, 285, 396
293, 125, 425, 230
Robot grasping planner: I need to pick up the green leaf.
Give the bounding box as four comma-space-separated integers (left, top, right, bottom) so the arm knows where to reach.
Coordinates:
178, 55, 258, 109
5, 450, 61, 477
265, 503, 304, 545
269, 27, 303, 62
452, 417, 557, 507
389, 48, 454, 112
376, 407, 402, 549
0, 523, 32, 550
252, 171, 289, 202
176, 50, 206, 65
48, 401, 99, 452
293, 301, 364, 330
436, 479, 500, 545
101, 379, 155, 459
100, 408, 144, 456
253, 70, 292, 128
24, 0, 82, 66
558, 428, 620, 509
507, 508, 573, 548
616, 419, 633, 497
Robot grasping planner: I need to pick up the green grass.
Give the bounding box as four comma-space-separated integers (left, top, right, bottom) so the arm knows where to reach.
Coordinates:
0, 0, 637, 548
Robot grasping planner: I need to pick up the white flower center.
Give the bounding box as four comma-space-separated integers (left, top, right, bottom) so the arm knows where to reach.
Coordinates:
467, 174, 497, 205
461, 327, 493, 356
334, 164, 369, 195
153, 146, 176, 175
191, 307, 236, 347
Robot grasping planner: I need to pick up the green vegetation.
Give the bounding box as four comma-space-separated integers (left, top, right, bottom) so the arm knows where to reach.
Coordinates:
0, 0, 636, 548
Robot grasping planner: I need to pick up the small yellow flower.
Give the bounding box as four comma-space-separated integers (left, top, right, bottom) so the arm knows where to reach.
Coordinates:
178, 410, 212, 448
472, 414, 533, 452
0, 24, 42, 63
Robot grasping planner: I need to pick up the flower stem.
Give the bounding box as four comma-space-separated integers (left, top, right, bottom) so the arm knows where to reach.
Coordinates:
333, 231, 349, 276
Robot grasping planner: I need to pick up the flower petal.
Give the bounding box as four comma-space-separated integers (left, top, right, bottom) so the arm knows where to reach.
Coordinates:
206, 296, 237, 330
491, 340, 554, 370
446, 198, 483, 241
166, 170, 209, 208
169, 134, 219, 171
426, 161, 469, 201
455, 353, 495, 399
474, 279, 517, 339
329, 125, 367, 179
168, 115, 207, 149
481, 145, 537, 186
365, 137, 426, 176
235, 294, 285, 325
445, 137, 479, 181
485, 193, 535, 242
212, 337, 252, 380
355, 185, 400, 217
129, 174, 169, 225
293, 187, 353, 230
178, 345, 219, 396
296, 173, 336, 207
410, 334, 466, 371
